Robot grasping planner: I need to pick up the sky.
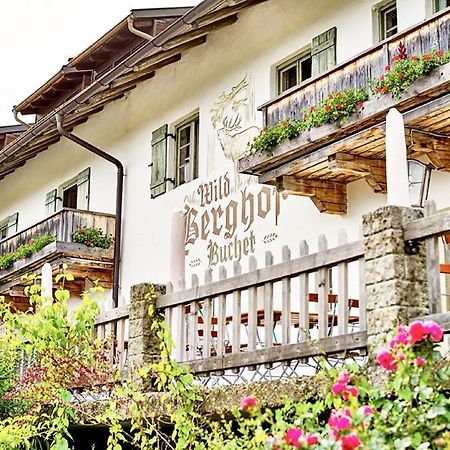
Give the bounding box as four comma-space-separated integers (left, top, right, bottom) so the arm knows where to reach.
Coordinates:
0, 0, 200, 125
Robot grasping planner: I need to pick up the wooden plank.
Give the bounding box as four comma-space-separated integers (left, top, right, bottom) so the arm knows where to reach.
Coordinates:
298, 240, 310, 341
216, 266, 227, 357
174, 279, 186, 362
424, 201, 442, 314
186, 331, 367, 374
359, 256, 367, 332
337, 230, 349, 335
116, 318, 126, 370
157, 240, 364, 308
187, 274, 199, 361
281, 245, 291, 345
403, 208, 450, 241
247, 256, 258, 354
317, 235, 329, 339
264, 251, 274, 351
95, 304, 130, 325
232, 261, 242, 355
202, 269, 213, 359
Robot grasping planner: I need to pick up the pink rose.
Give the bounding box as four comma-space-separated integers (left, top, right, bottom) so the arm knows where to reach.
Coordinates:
285, 428, 303, 448
415, 356, 425, 367
362, 406, 374, 415
340, 432, 361, 450
328, 410, 351, 430
423, 321, 443, 342
377, 349, 397, 371
305, 434, 318, 446
240, 396, 257, 411
409, 321, 427, 344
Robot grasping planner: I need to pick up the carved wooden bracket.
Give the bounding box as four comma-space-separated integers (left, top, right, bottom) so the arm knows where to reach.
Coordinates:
328, 153, 387, 194
406, 128, 450, 171
276, 175, 347, 215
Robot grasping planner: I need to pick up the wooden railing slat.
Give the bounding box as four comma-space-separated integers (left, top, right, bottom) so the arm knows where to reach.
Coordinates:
247, 256, 258, 353
264, 251, 274, 350
281, 245, 291, 345
217, 266, 227, 357
337, 230, 349, 335
317, 235, 329, 339
298, 240, 310, 342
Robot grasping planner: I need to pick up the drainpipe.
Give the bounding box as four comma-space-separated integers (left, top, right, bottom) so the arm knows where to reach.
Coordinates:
55, 113, 123, 308
13, 110, 31, 128
127, 16, 154, 41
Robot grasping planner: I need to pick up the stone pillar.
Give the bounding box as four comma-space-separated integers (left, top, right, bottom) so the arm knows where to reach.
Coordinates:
363, 206, 429, 352
128, 283, 166, 372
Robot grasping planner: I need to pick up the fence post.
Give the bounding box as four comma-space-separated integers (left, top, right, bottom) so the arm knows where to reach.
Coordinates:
128, 282, 166, 374
362, 206, 429, 354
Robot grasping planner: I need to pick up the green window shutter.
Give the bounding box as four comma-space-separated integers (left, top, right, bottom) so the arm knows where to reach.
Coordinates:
7, 213, 19, 236
77, 168, 91, 210
45, 189, 57, 215
311, 27, 337, 77
151, 124, 168, 198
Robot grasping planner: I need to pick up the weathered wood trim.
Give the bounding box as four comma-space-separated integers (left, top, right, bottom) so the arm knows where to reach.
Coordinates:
185, 331, 367, 374
239, 64, 450, 177
156, 240, 363, 308
403, 209, 450, 241
95, 304, 130, 325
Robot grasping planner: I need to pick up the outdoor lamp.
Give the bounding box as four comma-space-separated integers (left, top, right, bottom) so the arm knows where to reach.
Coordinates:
408, 159, 433, 207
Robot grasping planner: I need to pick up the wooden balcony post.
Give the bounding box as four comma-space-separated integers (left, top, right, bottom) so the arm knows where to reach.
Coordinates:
362, 206, 429, 353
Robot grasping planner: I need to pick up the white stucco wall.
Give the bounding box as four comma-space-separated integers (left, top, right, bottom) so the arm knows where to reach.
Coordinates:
1, 0, 444, 304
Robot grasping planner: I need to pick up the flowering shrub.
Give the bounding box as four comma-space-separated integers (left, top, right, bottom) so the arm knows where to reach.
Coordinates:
0, 234, 55, 270
370, 49, 450, 99
250, 89, 367, 154
71, 227, 113, 249
216, 320, 449, 450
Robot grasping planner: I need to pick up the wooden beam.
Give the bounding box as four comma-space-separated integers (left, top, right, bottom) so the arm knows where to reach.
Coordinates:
328, 153, 386, 193
276, 176, 347, 214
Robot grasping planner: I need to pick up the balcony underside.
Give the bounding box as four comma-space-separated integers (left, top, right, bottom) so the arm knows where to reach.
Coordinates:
239, 65, 450, 214
0, 241, 113, 311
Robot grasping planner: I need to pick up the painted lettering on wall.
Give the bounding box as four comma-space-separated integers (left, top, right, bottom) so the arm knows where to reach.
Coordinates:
184, 172, 282, 267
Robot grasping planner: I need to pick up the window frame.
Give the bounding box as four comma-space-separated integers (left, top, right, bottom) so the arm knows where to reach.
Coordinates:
174, 115, 199, 188
376, 0, 398, 42
433, 0, 450, 12
276, 50, 312, 95
0, 218, 8, 241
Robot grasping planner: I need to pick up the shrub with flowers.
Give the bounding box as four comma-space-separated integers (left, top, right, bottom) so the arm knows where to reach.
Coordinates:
250, 88, 367, 154
71, 227, 113, 249
370, 48, 450, 100
192, 320, 449, 449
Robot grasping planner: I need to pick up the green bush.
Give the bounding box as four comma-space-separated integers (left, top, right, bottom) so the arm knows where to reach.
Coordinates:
71, 227, 113, 249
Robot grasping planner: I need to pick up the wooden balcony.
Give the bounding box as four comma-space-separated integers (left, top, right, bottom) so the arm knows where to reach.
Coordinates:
0, 208, 115, 309
238, 9, 450, 214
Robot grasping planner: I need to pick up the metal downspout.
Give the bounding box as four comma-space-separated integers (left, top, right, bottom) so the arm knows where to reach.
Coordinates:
127, 16, 154, 41
55, 113, 123, 308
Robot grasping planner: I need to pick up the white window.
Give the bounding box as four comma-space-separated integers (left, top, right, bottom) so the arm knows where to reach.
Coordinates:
277, 52, 312, 94
175, 116, 199, 187
376, 1, 398, 41
0, 213, 18, 240
434, 0, 450, 12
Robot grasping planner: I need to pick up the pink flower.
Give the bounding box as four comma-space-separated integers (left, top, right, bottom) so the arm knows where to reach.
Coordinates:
423, 321, 443, 342
409, 321, 427, 344
240, 396, 257, 411
305, 434, 318, 446
331, 382, 346, 396
285, 428, 303, 448
337, 370, 351, 385
340, 432, 361, 450
391, 325, 409, 346
362, 406, 374, 415
376, 349, 397, 371
328, 410, 351, 430
397, 352, 406, 361
343, 386, 359, 400
415, 356, 425, 367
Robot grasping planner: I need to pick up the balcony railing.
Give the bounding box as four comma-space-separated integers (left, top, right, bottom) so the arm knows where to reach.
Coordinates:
0, 209, 116, 299
259, 8, 450, 127
0, 208, 115, 256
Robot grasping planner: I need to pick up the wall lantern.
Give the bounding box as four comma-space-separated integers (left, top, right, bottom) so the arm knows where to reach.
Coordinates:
408, 159, 433, 207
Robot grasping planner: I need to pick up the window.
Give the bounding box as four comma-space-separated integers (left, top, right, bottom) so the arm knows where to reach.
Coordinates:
378, 1, 398, 41
175, 116, 199, 187
0, 213, 18, 240
45, 168, 90, 215
277, 52, 312, 94
434, 0, 450, 12
275, 28, 336, 96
